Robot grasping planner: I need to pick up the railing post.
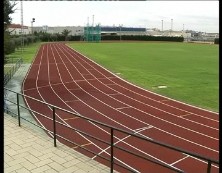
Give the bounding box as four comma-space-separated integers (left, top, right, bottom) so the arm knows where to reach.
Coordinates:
207, 160, 212, 173
17, 93, 21, 126
53, 107, 57, 147
110, 128, 114, 173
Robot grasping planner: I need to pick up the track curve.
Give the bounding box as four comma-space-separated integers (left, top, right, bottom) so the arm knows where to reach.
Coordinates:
23, 43, 219, 173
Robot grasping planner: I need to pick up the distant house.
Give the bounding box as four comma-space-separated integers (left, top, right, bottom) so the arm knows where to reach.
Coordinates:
7, 24, 31, 35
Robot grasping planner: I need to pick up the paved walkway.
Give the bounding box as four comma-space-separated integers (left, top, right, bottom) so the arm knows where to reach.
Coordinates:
4, 63, 115, 172
4, 114, 112, 173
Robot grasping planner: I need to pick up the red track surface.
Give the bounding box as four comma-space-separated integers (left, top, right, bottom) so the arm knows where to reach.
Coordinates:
23, 43, 219, 173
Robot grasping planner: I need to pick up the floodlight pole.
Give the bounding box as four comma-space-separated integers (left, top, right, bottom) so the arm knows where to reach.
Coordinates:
31, 18, 35, 35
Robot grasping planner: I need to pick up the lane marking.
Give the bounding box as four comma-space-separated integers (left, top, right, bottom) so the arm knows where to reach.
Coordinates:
133, 125, 153, 133
64, 117, 79, 121
34, 43, 217, 172
160, 99, 169, 102
108, 93, 120, 96
90, 124, 182, 172
180, 113, 192, 117
170, 155, 190, 166
62, 44, 219, 145
116, 106, 131, 110
72, 142, 92, 149
178, 154, 219, 169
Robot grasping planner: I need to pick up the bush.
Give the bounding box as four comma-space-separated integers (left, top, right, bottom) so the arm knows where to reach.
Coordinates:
4, 39, 15, 55
214, 38, 219, 44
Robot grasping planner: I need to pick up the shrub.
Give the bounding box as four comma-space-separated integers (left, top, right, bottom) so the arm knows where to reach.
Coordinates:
214, 38, 219, 44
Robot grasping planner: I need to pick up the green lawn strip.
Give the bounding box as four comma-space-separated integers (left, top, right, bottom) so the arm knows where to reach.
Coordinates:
68, 42, 219, 112
5, 42, 42, 64
4, 66, 12, 74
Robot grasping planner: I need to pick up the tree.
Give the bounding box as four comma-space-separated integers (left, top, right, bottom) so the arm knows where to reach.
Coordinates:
4, 0, 16, 32
4, 0, 16, 63
61, 29, 71, 41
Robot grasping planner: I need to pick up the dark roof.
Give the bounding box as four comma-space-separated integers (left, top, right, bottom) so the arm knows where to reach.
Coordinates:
9, 24, 28, 29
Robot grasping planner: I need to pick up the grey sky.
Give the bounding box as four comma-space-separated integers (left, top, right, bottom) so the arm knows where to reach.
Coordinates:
10, 1, 219, 33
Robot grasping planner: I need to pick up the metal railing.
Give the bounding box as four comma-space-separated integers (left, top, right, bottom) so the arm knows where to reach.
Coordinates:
4, 58, 23, 86
4, 87, 219, 173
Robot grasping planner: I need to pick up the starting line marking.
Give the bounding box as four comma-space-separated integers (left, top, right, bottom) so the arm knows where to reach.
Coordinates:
180, 113, 192, 117
108, 93, 120, 96
72, 142, 92, 149
116, 106, 131, 110
64, 117, 79, 121
160, 99, 169, 102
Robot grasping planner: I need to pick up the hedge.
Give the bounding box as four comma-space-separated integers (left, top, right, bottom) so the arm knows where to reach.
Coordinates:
214, 38, 219, 44
101, 35, 184, 42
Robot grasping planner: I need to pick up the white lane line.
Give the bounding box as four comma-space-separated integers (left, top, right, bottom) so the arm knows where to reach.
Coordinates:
180, 113, 192, 117
170, 155, 190, 166
60, 44, 219, 167
65, 99, 80, 103
90, 123, 183, 172
70, 46, 218, 122
52, 43, 144, 172
151, 126, 218, 153
133, 125, 153, 132
172, 154, 219, 169
108, 93, 120, 96
116, 106, 131, 110
22, 45, 54, 138
48, 43, 115, 155
58, 44, 218, 168
62, 45, 219, 143
64, 45, 219, 132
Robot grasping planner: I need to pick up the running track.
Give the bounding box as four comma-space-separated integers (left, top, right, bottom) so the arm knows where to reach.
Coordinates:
22, 43, 219, 173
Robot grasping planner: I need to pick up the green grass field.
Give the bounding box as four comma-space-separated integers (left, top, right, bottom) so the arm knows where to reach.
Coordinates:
68, 42, 219, 112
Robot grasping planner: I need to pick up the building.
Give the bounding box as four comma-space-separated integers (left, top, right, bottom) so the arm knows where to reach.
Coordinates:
7, 24, 31, 35
32, 25, 147, 36
100, 26, 146, 36
32, 26, 84, 35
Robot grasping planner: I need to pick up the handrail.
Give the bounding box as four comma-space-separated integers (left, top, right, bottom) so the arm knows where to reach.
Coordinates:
4, 58, 23, 86
4, 87, 219, 173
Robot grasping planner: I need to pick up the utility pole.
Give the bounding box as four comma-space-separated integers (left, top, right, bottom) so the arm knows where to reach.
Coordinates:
21, 0, 24, 53
161, 20, 163, 32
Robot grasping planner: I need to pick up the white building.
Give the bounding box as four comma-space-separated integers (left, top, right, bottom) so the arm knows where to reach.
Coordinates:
7, 24, 31, 35
33, 26, 84, 35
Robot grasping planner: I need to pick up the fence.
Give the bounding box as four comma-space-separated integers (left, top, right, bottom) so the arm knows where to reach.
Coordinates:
4, 87, 219, 173
4, 58, 23, 86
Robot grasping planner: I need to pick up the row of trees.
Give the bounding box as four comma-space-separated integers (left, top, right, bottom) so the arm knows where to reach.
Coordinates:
4, 0, 16, 61
5, 35, 39, 55
33, 29, 74, 42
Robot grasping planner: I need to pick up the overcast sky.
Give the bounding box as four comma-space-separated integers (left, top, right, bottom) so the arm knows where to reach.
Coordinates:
10, 1, 219, 33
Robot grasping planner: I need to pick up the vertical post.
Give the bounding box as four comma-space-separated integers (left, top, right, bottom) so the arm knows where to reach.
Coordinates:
17, 93, 21, 126
21, 0, 24, 54
207, 160, 212, 173
53, 107, 57, 147
110, 128, 114, 173
161, 20, 163, 32
119, 25, 122, 41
